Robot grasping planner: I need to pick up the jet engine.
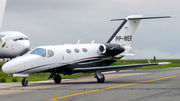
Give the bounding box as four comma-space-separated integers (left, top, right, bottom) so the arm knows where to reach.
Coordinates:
0, 37, 6, 49
98, 43, 125, 56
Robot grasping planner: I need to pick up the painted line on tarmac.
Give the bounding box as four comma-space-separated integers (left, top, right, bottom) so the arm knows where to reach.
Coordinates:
47, 74, 180, 101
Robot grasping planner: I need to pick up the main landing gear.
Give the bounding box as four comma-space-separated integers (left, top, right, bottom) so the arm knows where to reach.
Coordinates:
22, 77, 28, 86
95, 71, 105, 83
53, 74, 61, 84
48, 73, 62, 84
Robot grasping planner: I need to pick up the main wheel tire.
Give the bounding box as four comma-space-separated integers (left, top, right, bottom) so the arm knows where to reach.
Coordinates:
22, 78, 28, 86
97, 74, 105, 83
54, 75, 61, 84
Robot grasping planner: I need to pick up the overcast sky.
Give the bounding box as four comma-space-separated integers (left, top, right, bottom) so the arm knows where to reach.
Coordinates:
1, 0, 180, 59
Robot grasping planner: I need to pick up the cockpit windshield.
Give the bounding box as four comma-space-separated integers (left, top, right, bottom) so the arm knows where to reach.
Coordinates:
13, 37, 29, 41
30, 48, 46, 57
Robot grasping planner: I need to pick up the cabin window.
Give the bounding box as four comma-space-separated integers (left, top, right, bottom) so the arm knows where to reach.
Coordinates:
74, 48, 79, 53
82, 48, 88, 52
47, 50, 54, 57
66, 49, 71, 54
30, 48, 46, 57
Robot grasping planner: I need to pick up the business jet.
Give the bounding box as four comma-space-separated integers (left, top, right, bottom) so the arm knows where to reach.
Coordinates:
0, 0, 31, 59
2, 15, 172, 86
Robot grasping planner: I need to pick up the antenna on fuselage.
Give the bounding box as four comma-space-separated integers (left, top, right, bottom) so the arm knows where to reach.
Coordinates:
77, 39, 82, 44
91, 40, 94, 44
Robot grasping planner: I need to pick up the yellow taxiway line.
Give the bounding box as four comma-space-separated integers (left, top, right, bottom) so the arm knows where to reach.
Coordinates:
47, 74, 180, 101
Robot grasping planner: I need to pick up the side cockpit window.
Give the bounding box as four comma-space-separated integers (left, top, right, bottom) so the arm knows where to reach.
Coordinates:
24, 38, 28, 40
47, 50, 54, 58
30, 48, 46, 57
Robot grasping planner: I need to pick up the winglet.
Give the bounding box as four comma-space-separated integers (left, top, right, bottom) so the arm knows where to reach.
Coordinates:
0, 0, 7, 31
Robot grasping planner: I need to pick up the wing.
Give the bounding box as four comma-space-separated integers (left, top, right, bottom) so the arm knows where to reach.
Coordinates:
73, 62, 171, 73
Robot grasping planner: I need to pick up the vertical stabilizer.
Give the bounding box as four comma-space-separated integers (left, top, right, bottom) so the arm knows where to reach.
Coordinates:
0, 0, 7, 30
107, 15, 172, 46
107, 15, 143, 46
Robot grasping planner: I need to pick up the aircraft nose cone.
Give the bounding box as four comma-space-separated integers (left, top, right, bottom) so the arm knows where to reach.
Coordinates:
22, 40, 30, 48
2, 62, 12, 74
2, 57, 22, 74
20, 40, 31, 51
16, 40, 31, 56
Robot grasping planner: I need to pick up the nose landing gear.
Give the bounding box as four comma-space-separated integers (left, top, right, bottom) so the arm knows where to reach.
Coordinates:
22, 77, 28, 86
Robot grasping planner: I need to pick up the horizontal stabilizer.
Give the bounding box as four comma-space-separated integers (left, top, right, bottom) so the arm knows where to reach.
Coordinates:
111, 16, 175, 21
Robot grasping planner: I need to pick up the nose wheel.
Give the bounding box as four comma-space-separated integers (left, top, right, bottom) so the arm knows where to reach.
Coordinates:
22, 78, 28, 86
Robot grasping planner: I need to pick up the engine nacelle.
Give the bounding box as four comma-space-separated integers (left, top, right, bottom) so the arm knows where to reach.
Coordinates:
0, 37, 6, 49
98, 43, 125, 56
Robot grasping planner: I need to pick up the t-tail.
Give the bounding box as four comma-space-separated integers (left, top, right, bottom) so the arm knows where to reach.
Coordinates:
107, 15, 173, 46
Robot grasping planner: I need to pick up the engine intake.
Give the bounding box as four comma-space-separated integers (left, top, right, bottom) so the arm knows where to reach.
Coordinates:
98, 43, 125, 56
0, 37, 6, 49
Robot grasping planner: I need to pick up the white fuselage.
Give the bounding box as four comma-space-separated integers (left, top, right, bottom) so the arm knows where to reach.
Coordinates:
0, 31, 31, 58
2, 43, 129, 74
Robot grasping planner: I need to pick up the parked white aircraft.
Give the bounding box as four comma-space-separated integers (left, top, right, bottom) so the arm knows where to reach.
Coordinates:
2, 15, 172, 86
0, 0, 31, 58
0, 31, 30, 58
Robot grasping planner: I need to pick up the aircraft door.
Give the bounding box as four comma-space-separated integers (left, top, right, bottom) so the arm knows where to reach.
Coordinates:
58, 53, 65, 64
